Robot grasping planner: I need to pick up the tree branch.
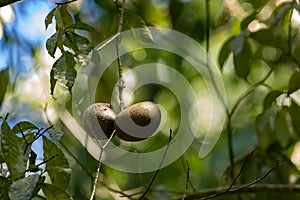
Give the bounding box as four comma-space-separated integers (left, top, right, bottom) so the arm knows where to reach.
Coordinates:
181, 160, 280, 200
90, 131, 116, 200
115, 0, 126, 111
0, 0, 21, 7
181, 183, 300, 200
182, 160, 190, 200
138, 129, 173, 199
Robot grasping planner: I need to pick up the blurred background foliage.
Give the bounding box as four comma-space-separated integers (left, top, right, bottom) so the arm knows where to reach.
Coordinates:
0, 0, 300, 199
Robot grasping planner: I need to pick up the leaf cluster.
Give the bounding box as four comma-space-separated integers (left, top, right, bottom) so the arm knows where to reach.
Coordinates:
0, 118, 71, 200
45, 4, 96, 95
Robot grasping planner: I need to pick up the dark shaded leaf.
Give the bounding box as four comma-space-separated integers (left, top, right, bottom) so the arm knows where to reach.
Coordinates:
241, 12, 257, 30
218, 37, 233, 69
274, 106, 290, 147
0, 176, 10, 199
50, 51, 76, 94
288, 71, 300, 94
8, 174, 40, 200
50, 66, 57, 95
250, 29, 285, 50
255, 110, 273, 149
12, 121, 37, 133
46, 32, 59, 58
0, 68, 8, 107
233, 40, 251, 79
42, 183, 71, 200
43, 136, 70, 189
273, 3, 293, 34
290, 101, 300, 136
66, 22, 99, 34
45, 7, 56, 30
1, 120, 26, 180
63, 33, 93, 56
293, 43, 300, 65
54, 5, 74, 30
263, 91, 283, 110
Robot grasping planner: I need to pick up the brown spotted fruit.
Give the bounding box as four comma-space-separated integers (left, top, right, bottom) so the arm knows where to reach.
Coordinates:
114, 101, 161, 141
82, 103, 116, 140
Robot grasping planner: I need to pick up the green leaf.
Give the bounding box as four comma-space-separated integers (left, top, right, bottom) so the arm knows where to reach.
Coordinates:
0, 177, 10, 199
126, 11, 154, 43
54, 5, 74, 30
273, 3, 293, 34
290, 102, 300, 136
43, 136, 70, 189
218, 37, 233, 69
42, 183, 71, 200
66, 22, 99, 34
50, 51, 76, 94
8, 174, 40, 200
250, 29, 285, 50
12, 121, 37, 133
241, 12, 257, 30
46, 32, 59, 58
233, 40, 251, 79
63, 33, 93, 56
0, 68, 8, 107
274, 106, 290, 147
288, 71, 300, 94
50, 69, 57, 95
45, 7, 56, 30
1, 120, 26, 180
255, 110, 273, 149
263, 91, 283, 110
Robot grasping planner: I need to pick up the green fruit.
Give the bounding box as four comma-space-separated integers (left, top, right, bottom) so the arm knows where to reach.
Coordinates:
82, 103, 116, 140
114, 101, 161, 141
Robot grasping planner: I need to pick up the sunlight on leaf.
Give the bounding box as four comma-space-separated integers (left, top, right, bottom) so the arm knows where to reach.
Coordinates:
50, 51, 76, 94
8, 174, 39, 200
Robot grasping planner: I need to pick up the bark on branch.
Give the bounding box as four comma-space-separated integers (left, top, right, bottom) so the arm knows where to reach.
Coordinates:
0, 0, 21, 7
181, 184, 300, 200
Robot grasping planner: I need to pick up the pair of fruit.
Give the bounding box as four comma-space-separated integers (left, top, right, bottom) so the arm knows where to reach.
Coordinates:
82, 101, 161, 141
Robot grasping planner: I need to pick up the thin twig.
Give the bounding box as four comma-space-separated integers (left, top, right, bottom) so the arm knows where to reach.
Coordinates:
89, 146, 104, 200
183, 183, 300, 200
230, 160, 280, 192
36, 154, 58, 168
138, 129, 173, 200
90, 131, 116, 200
225, 67, 274, 180
229, 68, 274, 117
34, 125, 54, 141
200, 150, 255, 199
287, 2, 294, 56
4, 113, 9, 120
205, 0, 210, 53
181, 161, 280, 200
115, 0, 126, 111
96, 33, 120, 52
199, 160, 279, 200
182, 160, 190, 200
